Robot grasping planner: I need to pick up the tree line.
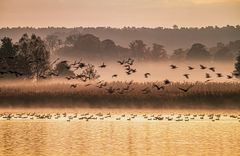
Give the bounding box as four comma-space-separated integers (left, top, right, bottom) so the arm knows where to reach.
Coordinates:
1, 33, 240, 80
48, 33, 240, 62
1, 25, 240, 52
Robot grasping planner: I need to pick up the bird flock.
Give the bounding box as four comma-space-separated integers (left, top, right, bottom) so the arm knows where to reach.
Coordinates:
52, 57, 237, 94
0, 57, 238, 94
0, 112, 239, 122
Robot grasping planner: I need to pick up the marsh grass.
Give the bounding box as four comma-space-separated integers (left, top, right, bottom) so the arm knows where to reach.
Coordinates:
0, 81, 240, 109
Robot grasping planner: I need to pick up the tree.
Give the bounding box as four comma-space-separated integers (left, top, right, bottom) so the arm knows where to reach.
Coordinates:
186, 43, 211, 61
171, 48, 186, 61
150, 43, 168, 61
74, 34, 101, 53
0, 37, 18, 78
81, 64, 100, 81
101, 39, 117, 58
129, 40, 147, 61
17, 34, 50, 80
214, 47, 234, 62
233, 51, 240, 78
45, 35, 62, 53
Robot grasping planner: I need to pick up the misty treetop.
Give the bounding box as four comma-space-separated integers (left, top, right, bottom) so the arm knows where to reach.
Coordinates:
1, 33, 240, 81
49, 32, 239, 62
0, 34, 50, 79
1, 25, 240, 52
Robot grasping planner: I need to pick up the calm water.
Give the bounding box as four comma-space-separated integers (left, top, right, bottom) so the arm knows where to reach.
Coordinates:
0, 109, 240, 156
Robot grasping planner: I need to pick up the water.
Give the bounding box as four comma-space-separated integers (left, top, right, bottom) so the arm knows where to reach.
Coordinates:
0, 109, 239, 156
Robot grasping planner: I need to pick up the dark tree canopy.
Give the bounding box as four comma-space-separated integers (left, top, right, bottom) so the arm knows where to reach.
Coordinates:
0, 34, 50, 80
234, 51, 240, 78
150, 43, 168, 61
214, 47, 234, 62
187, 43, 211, 61
129, 40, 147, 60
171, 48, 186, 61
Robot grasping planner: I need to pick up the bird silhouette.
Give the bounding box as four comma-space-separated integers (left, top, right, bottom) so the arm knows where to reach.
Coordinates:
216, 73, 223, 77
170, 65, 177, 69
209, 67, 215, 72
144, 73, 151, 78
183, 74, 190, 79
188, 66, 194, 70
164, 79, 171, 85
70, 84, 77, 88
200, 65, 207, 69
152, 84, 164, 90
112, 74, 118, 78
99, 62, 106, 68
117, 60, 125, 65
205, 73, 211, 78
227, 75, 233, 79
204, 79, 212, 83
85, 84, 91, 87
177, 84, 194, 92
106, 87, 115, 94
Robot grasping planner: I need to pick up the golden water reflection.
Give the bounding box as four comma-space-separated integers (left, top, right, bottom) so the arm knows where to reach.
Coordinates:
0, 119, 240, 156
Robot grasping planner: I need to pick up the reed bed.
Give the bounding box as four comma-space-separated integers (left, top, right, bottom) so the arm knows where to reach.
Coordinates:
0, 81, 240, 109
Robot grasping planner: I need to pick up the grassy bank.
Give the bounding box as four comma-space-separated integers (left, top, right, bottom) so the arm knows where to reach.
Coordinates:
0, 81, 240, 109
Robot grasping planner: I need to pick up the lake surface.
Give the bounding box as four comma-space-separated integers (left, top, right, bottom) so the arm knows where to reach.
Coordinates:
0, 109, 239, 156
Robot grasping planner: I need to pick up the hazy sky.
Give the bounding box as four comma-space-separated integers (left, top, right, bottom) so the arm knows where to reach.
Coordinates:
0, 0, 239, 28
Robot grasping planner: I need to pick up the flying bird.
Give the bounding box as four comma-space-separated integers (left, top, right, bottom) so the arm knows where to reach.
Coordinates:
144, 73, 151, 78
117, 60, 125, 65
99, 62, 106, 68
170, 65, 177, 69
227, 75, 233, 79
112, 74, 118, 78
177, 85, 194, 92
164, 79, 171, 85
183, 74, 190, 79
152, 84, 164, 90
200, 65, 207, 70
216, 73, 223, 77
70, 84, 77, 88
188, 66, 194, 70
209, 67, 215, 72
205, 73, 211, 79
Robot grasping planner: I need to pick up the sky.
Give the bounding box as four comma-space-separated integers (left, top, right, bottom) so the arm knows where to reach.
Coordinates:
0, 0, 239, 28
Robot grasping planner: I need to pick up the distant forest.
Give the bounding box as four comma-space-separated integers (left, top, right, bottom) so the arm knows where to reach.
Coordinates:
1, 32, 240, 80
1, 25, 240, 53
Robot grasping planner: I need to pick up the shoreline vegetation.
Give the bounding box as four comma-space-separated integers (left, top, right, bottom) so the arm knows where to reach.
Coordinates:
0, 81, 240, 109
